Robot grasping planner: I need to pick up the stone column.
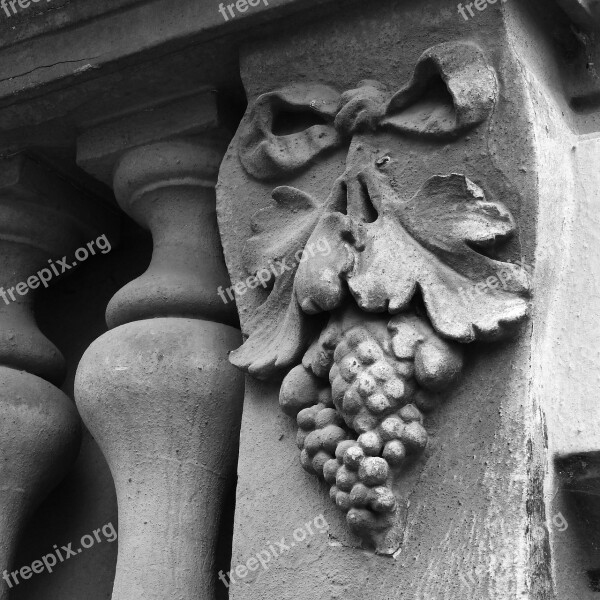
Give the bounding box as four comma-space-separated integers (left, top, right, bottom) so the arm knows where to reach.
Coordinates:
74, 95, 244, 600
0, 154, 114, 599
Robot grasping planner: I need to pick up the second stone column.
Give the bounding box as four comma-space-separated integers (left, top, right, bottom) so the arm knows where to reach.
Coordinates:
74, 96, 243, 600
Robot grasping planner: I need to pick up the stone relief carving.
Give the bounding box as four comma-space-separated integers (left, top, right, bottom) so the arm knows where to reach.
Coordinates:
228, 41, 531, 554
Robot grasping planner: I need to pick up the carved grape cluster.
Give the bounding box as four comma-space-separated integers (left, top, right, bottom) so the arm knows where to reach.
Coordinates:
279, 309, 464, 545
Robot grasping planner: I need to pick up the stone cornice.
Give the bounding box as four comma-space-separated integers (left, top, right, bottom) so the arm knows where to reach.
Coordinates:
0, 0, 597, 155
0, 0, 350, 135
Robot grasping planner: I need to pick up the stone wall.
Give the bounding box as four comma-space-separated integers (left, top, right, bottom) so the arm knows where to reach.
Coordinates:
0, 1, 599, 599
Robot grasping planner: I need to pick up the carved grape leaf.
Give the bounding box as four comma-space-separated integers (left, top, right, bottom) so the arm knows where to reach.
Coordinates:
229, 42, 528, 379
231, 185, 343, 378
245, 186, 324, 282
348, 174, 530, 341
229, 269, 323, 379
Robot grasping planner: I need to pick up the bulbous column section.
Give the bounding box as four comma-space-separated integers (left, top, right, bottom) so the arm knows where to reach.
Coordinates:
74, 137, 244, 600
0, 369, 80, 600
0, 154, 113, 600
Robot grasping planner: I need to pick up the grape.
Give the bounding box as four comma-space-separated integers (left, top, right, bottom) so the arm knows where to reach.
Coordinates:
365, 393, 391, 414
315, 408, 343, 428
312, 451, 331, 475
414, 337, 464, 391
279, 365, 322, 417
382, 440, 406, 466
323, 459, 340, 484
331, 375, 348, 406
329, 325, 417, 438
347, 508, 395, 534
335, 491, 352, 512
382, 379, 406, 401
349, 483, 370, 507
398, 404, 423, 423
296, 403, 352, 480
354, 414, 379, 434
342, 389, 363, 414
371, 487, 396, 513
284, 309, 466, 545
379, 416, 405, 441
346, 508, 376, 532
356, 340, 383, 364
333, 340, 351, 364
343, 445, 364, 470
358, 431, 383, 456
370, 360, 394, 381
336, 466, 358, 492
358, 457, 389, 486
401, 421, 428, 451
357, 373, 377, 397
339, 355, 362, 382
394, 359, 414, 379
297, 404, 322, 430
321, 425, 348, 454
335, 439, 358, 461
345, 327, 370, 348
303, 430, 322, 454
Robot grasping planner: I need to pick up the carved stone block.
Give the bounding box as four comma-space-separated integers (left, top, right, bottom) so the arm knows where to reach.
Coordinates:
217, 2, 548, 598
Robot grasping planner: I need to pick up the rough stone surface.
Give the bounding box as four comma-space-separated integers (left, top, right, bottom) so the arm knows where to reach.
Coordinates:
1, 0, 599, 598
0, 367, 81, 600
75, 318, 243, 600
217, 1, 552, 598
73, 122, 245, 600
